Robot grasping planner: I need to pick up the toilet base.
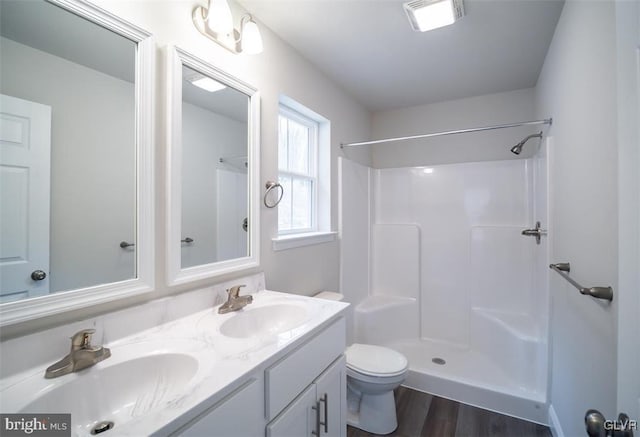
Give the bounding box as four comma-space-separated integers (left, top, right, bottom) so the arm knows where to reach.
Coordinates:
346, 387, 398, 435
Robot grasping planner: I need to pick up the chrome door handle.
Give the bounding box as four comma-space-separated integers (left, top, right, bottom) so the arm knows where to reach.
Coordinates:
521, 221, 547, 245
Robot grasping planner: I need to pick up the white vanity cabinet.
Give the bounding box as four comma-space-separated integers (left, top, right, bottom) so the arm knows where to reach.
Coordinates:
170, 316, 346, 437
171, 375, 265, 437
267, 356, 346, 437
265, 317, 346, 437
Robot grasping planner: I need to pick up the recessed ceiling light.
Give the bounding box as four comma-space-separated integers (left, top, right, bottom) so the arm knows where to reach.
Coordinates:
191, 77, 226, 93
403, 0, 465, 32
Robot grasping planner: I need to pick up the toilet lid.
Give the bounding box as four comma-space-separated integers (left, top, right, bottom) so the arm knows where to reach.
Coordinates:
345, 343, 408, 377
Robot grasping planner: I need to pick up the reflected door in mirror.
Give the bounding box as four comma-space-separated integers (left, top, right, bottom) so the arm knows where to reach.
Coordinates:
0, 0, 137, 299
0, 95, 51, 302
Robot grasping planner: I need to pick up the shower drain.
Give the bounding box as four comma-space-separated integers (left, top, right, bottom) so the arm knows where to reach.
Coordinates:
432, 357, 446, 365
91, 421, 114, 435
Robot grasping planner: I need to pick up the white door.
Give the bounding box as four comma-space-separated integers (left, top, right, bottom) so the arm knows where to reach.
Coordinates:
0, 94, 51, 302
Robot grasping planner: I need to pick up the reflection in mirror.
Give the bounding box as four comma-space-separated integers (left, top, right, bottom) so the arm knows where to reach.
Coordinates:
0, 0, 154, 325
167, 47, 259, 286
181, 66, 249, 268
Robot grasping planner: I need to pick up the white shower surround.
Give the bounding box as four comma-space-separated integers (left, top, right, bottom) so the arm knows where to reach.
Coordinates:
339, 151, 550, 424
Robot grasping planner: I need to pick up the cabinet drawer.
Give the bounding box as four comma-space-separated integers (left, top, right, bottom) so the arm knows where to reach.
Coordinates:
265, 317, 345, 420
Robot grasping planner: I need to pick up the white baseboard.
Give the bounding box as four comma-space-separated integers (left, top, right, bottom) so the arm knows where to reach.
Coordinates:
548, 404, 565, 437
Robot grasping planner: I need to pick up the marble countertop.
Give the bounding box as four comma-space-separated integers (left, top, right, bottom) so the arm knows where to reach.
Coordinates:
0, 290, 349, 436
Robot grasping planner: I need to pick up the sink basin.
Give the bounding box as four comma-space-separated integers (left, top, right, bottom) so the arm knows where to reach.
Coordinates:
220, 304, 309, 338
16, 353, 198, 436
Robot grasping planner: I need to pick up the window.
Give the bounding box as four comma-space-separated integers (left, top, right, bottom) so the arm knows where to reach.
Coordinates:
278, 106, 319, 234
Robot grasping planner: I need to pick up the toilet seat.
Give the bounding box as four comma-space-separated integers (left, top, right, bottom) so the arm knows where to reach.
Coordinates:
346, 343, 408, 378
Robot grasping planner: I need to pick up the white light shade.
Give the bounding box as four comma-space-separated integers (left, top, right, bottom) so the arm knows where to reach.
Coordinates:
241, 19, 263, 54
404, 0, 464, 32
206, 0, 234, 35
191, 77, 226, 92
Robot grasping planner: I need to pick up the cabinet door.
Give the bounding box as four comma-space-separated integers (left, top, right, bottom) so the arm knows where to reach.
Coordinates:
314, 355, 346, 437
175, 377, 264, 437
267, 385, 317, 437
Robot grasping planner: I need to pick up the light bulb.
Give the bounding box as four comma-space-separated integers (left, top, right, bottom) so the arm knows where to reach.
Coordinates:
241, 19, 263, 54
206, 0, 233, 36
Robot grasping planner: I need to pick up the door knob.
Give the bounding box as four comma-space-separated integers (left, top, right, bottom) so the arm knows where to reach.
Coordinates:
585, 409, 636, 437
585, 410, 606, 437
31, 270, 47, 281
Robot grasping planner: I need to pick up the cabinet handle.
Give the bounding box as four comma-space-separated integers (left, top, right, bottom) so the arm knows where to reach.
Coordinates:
311, 401, 321, 436
319, 393, 328, 433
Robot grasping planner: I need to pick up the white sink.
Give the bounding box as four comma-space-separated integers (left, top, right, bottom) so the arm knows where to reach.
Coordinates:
219, 304, 309, 338
3, 346, 201, 436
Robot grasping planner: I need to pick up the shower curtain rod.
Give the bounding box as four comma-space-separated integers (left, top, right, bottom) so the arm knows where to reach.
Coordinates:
340, 118, 553, 148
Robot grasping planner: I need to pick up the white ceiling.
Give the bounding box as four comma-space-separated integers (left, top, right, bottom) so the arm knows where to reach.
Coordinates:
182, 65, 249, 123
237, 0, 564, 111
0, 0, 135, 83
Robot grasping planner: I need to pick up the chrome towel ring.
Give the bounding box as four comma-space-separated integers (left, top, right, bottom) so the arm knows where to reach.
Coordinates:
264, 181, 284, 208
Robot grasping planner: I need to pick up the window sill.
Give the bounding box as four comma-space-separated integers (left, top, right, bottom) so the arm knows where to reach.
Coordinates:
272, 231, 338, 251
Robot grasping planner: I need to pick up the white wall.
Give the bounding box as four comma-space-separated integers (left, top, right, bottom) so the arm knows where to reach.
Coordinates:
371, 88, 537, 168
0, 37, 136, 293
535, 2, 619, 436
181, 102, 246, 268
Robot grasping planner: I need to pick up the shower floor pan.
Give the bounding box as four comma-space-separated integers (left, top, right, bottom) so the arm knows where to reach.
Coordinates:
385, 338, 548, 425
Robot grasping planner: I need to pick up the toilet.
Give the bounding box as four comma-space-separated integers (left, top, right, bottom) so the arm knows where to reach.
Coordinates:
314, 292, 409, 435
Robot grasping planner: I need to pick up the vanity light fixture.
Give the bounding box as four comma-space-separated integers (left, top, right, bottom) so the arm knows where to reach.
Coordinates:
193, 0, 264, 55
403, 0, 465, 32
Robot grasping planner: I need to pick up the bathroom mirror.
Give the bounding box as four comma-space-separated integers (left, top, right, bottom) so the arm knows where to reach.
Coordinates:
0, 0, 155, 326
166, 47, 260, 286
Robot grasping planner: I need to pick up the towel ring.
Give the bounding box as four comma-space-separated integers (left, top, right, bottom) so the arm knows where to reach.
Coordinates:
264, 181, 284, 208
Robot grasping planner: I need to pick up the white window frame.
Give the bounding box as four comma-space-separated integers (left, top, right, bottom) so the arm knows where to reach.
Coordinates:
278, 105, 320, 235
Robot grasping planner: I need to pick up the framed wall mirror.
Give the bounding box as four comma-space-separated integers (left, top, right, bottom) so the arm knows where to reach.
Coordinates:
0, 0, 155, 326
166, 47, 260, 286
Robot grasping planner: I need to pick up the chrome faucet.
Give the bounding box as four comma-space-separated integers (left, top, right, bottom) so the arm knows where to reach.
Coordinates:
218, 285, 253, 314
44, 329, 111, 379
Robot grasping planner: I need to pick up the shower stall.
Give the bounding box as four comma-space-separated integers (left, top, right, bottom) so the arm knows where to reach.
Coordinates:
339, 138, 550, 423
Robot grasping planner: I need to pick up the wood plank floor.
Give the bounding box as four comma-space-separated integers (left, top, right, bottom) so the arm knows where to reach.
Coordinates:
347, 387, 552, 437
